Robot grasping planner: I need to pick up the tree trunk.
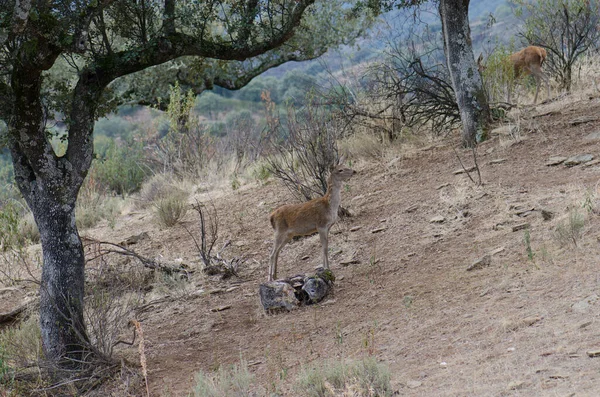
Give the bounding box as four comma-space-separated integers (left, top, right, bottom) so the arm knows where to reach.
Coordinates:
10, 63, 91, 369
439, 0, 490, 147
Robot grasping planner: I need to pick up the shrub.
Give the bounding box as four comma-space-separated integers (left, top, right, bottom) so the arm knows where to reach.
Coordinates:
0, 201, 23, 251
554, 208, 586, 247
92, 140, 147, 195
192, 360, 254, 397
154, 191, 189, 227
295, 357, 393, 397
0, 314, 42, 375
137, 173, 187, 209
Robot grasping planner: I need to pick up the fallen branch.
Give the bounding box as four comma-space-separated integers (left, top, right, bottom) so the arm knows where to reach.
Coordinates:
0, 297, 35, 324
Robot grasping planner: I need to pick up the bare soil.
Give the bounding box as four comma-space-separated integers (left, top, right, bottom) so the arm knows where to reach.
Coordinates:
3, 93, 600, 396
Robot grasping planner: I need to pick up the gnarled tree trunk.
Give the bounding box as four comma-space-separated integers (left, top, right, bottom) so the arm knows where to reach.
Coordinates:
439, 0, 490, 147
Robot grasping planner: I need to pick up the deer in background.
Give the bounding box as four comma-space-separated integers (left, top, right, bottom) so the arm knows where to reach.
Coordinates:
478, 45, 551, 105
268, 162, 356, 281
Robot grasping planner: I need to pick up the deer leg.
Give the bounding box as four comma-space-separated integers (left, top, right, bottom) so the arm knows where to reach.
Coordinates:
533, 74, 540, 104
269, 232, 290, 281
318, 227, 330, 270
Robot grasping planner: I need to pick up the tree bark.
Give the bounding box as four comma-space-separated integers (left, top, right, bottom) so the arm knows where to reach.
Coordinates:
439, 0, 489, 147
10, 57, 90, 368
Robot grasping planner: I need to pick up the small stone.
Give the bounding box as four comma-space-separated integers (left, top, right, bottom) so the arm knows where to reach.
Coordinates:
370, 227, 387, 234
546, 156, 567, 166
572, 294, 599, 313
467, 254, 491, 271
437, 183, 450, 190
489, 158, 508, 165
301, 255, 310, 260
225, 286, 239, 293
507, 381, 526, 390
339, 259, 360, 266
507, 347, 516, 352
349, 226, 362, 232
564, 154, 594, 166
489, 246, 505, 256
522, 316, 543, 326
406, 380, 422, 389
584, 131, 600, 140
439, 361, 448, 368
583, 158, 600, 167
430, 215, 446, 223
512, 223, 530, 232
541, 209, 554, 221
405, 205, 418, 213
587, 350, 600, 357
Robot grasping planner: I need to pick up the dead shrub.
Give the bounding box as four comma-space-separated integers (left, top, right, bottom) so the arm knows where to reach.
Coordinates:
154, 190, 189, 228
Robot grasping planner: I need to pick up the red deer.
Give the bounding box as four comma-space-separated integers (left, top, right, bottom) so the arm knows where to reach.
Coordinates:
478, 46, 550, 104
268, 163, 355, 281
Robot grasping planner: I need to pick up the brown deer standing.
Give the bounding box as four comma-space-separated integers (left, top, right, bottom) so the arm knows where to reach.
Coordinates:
268, 163, 356, 281
478, 46, 551, 104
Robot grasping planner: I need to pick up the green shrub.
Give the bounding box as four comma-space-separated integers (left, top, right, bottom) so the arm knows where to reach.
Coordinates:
92, 140, 147, 195
154, 191, 189, 227
0, 201, 23, 250
295, 357, 393, 397
192, 360, 254, 397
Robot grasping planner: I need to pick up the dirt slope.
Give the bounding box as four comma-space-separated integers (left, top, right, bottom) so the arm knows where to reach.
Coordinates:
5, 94, 600, 396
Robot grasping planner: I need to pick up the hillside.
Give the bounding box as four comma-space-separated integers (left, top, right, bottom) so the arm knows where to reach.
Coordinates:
4, 90, 597, 395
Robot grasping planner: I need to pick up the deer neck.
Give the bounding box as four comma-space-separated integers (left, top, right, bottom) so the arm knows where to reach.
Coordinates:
325, 177, 343, 218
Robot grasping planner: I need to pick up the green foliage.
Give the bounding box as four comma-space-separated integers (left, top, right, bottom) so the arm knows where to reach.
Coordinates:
295, 357, 393, 397
0, 201, 24, 251
91, 140, 147, 195
480, 44, 516, 104
192, 360, 254, 397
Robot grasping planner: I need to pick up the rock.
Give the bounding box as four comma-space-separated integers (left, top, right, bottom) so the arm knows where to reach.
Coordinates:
120, 231, 150, 246
546, 156, 567, 166
436, 183, 450, 190
583, 159, 600, 167
587, 349, 600, 357
491, 125, 517, 136
489, 158, 508, 165
489, 246, 505, 256
571, 294, 599, 313
467, 254, 491, 271
541, 209, 554, 221
583, 131, 600, 141
405, 205, 418, 213
507, 381, 526, 391
430, 215, 446, 223
302, 277, 329, 303
564, 154, 594, 166
259, 281, 298, 311
340, 259, 360, 266
349, 226, 362, 232
522, 316, 543, 326
406, 380, 422, 389
370, 227, 387, 233
512, 223, 530, 232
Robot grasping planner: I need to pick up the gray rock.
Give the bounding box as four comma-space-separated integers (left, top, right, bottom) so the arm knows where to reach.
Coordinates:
430, 215, 446, 223
584, 131, 600, 141
546, 156, 567, 166
467, 254, 491, 271
406, 380, 422, 389
259, 281, 298, 311
302, 277, 329, 303
572, 294, 599, 313
564, 154, 594, 167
